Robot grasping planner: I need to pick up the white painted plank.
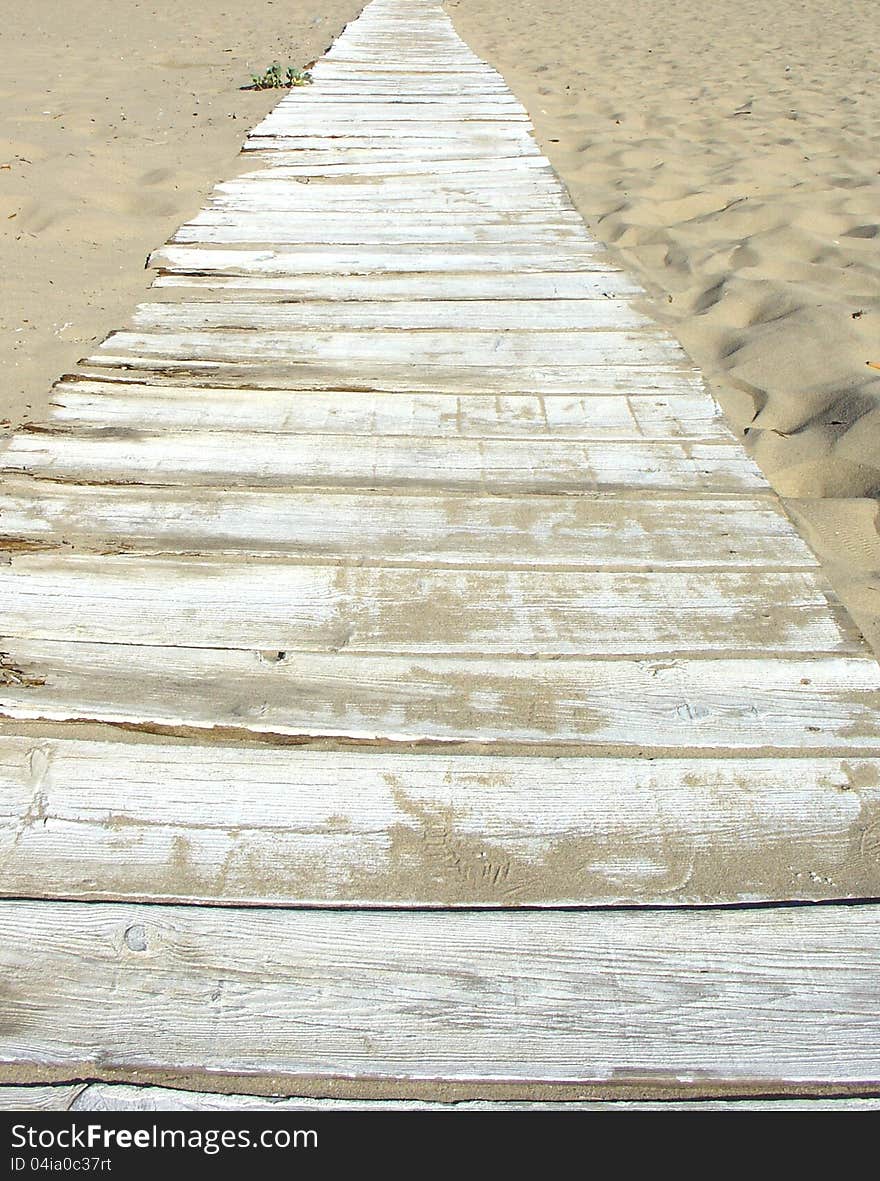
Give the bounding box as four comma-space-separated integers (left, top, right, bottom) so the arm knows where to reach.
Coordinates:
208, 187, 572, 214
76, 358, 706, 396
1, 642, 877, 750
1, 738, 877, 905
233, 163, 554, 186
0, 556, 853, 655
66, 1084, 880, 1112
245, 157, 554, 177
246, 126, 536, 144
317, 58, 492, 71
173, 217, 584, 247
316, 60, 493, 73
131, 299, 652, 332
304, 82, 514, 94
247, 147, 548, 166
0, 482, 814, 568
2, 429, 763, 492
253, 107, 529, 128
0, 1085, 86, 1111
2, 902, 880, 1093
272, 93, 521, 105
211, 175, 567, 196
150, 272, 642, 300
242, 136, 540, 156
90, 328, 684, 369
211, 176, 569, 201
252, 115, 530, 134
148, 244, 606, 276
48, 384, 731, 440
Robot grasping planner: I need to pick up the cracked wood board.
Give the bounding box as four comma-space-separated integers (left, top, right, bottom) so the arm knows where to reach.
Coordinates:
1, 901, 879, 1097
150, 273, 642, 298
48, 384, 729, 440
148, 244, 610, 274
129, 299, 653, 331
0, 482, 819, 567
2, 644, 879, 750
2, 1083, 879, 1111
2, 738, 879, 905
1, 431, 764, 492
0, 557, 859, 656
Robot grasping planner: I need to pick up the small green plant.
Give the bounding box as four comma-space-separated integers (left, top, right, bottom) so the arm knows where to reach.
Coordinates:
248, 62, 313, 90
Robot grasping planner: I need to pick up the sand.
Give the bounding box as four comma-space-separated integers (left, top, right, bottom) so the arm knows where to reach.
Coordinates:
3, 0, 880, 646
0, 0, 363, 427
447, 0, 880, 648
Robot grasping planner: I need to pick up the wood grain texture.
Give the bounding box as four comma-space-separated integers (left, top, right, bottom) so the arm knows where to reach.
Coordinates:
49, 383, 729, 441
64, 1084, 880, 1112
0, 1085, 86, 1112
130, 298, 652, 331
150, 272, 641, 299
0, 556, 856, 656
206, 188, 574, 214
0, 0, 878, 1106
241, 136, 541, 158
90, 327, 681, 368
171, 217, 593, 247
242, 157, 556, 176
148, 244, 610, 275
1, 901, 879, 1095
2, 643, 878, 750
1, 738, 878, 905
0, 481, 819, 568
75, 359, 707, 397
2, 430, 764, 493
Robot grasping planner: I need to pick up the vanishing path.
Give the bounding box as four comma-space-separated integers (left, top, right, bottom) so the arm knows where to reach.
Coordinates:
1, 0, 879, 1103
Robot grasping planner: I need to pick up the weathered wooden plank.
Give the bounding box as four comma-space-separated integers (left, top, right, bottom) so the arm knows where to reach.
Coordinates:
252, 117, 530, 135
0, 557, 854, 655
245, 157, 555, 177
242, 136, 539, 156
2, 902, 879, 1094
90, 328, 684, 369
131, 299, 652, 332
66, 1084, 880, 1111
173, 217, 584, 247
248, 126, 535, 143
253, 107, 530, 128
208, 187, 572, 214
1, 738, 877, 905
0, 482, 815, 568
148, 244, 606, 276
0, 1085, 86, 1112
233, 164, 554, 187
319, 55, 491, 68
316, 59, 492, 73
269, 93, 521, 106
209, 181, 569, 203
1, 642, 877, 750
2, 429, 763, 492
151, 272, 642, 300
303, 82, 515, 95
48, 384, 730, 440
75, 358, 706, 396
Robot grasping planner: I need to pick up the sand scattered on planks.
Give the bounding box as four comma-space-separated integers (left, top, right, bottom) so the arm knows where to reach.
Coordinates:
4, 0, 880, 651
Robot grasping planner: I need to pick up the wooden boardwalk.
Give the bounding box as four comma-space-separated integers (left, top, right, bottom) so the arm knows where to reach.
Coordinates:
1, 0, 879, 1103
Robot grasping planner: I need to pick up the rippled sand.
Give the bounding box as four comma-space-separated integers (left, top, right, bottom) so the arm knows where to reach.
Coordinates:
450, 0, 880, 648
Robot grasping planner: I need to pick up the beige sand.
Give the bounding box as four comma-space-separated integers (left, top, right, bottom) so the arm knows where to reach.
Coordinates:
449, 0, 880, 647
0, 0, 362, 427
3, 0, 880, 645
